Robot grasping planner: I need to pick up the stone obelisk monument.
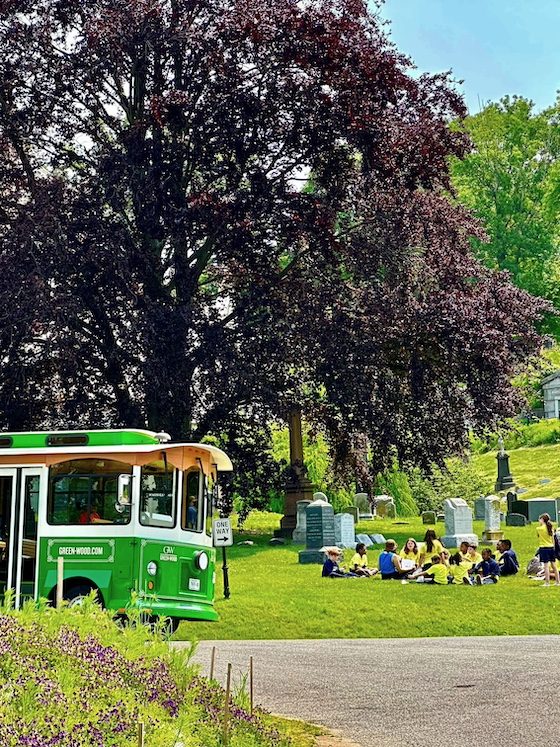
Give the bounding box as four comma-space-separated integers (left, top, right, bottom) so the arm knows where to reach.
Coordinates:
275, 408, 315, 538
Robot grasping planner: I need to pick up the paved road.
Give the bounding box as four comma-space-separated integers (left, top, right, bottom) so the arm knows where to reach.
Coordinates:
176, 637, 560, 747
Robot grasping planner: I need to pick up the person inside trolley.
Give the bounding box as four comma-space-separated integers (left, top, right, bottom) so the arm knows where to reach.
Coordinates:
79, 501, 101, 524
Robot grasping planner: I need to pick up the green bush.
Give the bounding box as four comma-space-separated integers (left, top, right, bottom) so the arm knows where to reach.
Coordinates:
407, 469, 441, 513
430, 458, 487, 506
471, 420, 560, 454
375, 462, 418, 516
0, 594, 294, 747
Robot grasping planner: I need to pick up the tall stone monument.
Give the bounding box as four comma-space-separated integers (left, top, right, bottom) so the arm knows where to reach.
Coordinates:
481, 494, 504, 543
441, 498, 478, 548
495, 437, 515, 493
275, 408, 315, 538
298, 496, 336, 564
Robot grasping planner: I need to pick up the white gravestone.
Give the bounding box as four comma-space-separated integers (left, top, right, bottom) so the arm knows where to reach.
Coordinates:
334, 513, 356, 549
313, 491, 329, 502
441, 498, 477, 548
482, 495, 504, 543
292, 499, 312, 544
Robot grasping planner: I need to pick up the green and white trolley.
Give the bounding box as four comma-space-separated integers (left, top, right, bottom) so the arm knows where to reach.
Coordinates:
0, 429, 232, 625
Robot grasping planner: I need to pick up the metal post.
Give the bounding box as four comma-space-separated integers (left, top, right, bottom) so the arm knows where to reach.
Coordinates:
222, 546, 230, 599
210, 645, 216, 680
223, 663, 232, 746
249, 655, 254, 714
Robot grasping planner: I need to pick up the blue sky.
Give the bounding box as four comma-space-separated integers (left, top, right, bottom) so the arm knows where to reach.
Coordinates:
379, 0, 560, 113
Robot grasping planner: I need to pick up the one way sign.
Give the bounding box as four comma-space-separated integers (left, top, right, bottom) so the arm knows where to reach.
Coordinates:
212, 517, 233, 547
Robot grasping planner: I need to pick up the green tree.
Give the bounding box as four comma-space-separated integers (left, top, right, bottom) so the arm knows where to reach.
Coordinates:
451, 96, 560, 334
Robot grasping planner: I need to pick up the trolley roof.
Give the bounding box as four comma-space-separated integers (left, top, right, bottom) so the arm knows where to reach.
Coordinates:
0, 429, 233, 471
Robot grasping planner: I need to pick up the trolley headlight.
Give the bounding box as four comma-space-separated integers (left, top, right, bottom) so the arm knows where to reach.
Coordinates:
146, 561, 158, 577
195, 551, 209, 571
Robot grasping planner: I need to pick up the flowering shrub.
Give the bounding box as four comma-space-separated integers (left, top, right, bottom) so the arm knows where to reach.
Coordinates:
0, 596, 288, 746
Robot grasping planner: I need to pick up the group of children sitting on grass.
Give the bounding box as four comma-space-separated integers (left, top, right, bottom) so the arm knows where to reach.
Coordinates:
322, 529, 520, 585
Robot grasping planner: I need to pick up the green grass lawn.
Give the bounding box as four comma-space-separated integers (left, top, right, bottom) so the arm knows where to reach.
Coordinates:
472, 443, 560, 498
177, 512, 560, 641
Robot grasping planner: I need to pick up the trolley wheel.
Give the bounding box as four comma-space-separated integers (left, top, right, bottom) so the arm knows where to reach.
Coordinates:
64, 583, 97, 607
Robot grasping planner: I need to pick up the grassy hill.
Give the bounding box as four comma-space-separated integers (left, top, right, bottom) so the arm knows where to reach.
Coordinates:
472, 443, 560, 499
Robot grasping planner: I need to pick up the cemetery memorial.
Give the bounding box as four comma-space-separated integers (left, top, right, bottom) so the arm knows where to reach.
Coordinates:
334, 513, 357, 549
482, 495, 504, 543
353, 492, 373, 520
375, 495, 396, 518
291, 499, 311, 544
441, 498, 478, 548
298, 496, 336, 564
422, 511, 436, 525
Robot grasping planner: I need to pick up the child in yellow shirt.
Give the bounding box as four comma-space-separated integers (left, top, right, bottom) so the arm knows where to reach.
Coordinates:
350, 542, 378, 577
399, 538, 420, 568
449, 552, 474, 585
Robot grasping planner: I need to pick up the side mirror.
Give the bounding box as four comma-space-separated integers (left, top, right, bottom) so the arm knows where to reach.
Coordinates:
117, 474, 132, 505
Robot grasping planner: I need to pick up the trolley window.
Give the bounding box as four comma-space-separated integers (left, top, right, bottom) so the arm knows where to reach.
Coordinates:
47, 459, 132, 525
181, 470, 204, 532
140, 462, 176, 528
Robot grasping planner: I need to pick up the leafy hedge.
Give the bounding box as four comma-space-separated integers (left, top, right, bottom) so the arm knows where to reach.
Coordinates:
470, 420, 560, 454
0, 595, 293, 747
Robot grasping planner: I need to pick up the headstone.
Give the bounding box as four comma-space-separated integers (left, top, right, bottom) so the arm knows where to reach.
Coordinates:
482, 495, 504, 543
353, 492, 372, 519
516, 487, 528, 494
375, 495, 396, 518
291, 499, 312, 544
298, 498, 336, 564
422, 511, 436, 525
527, 498, 559, 522
474, 498, 486, 521
506, 512, 528, 527
512, 497, 558, 523
539, 478, 551, 485
506, 491, 516, 514
269, 537, 286, 545
342, 506, 359, 523
313, 491, 329, 502
369, 534, 386, 545
334, 513, 356, 549
510, 499, 529, 519
437, 513, 445, 522
495, 440, 515, 492
355, 533, 373, 547
441, 498, 477, 547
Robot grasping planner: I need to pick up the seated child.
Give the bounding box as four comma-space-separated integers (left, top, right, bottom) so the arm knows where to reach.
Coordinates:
351, 543, 378, 577
466, 543, 482, 567
378, 540, 410, 580
449, 551, 474, 585
409, 554, 450, 584
322, 547, 355, 577
496, 539, 519, 576
473, 548, 500, 584
399, 538, 420, 569
418, 530, 444, 568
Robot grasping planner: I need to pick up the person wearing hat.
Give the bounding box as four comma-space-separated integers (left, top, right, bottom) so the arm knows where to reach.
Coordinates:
321, 547, 357, 578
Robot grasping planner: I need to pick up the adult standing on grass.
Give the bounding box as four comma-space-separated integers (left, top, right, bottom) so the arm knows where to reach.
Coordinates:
536, 514, 560, 587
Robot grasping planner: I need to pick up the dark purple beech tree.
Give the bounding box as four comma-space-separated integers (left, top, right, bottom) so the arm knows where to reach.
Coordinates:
0, 0, 549, 499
